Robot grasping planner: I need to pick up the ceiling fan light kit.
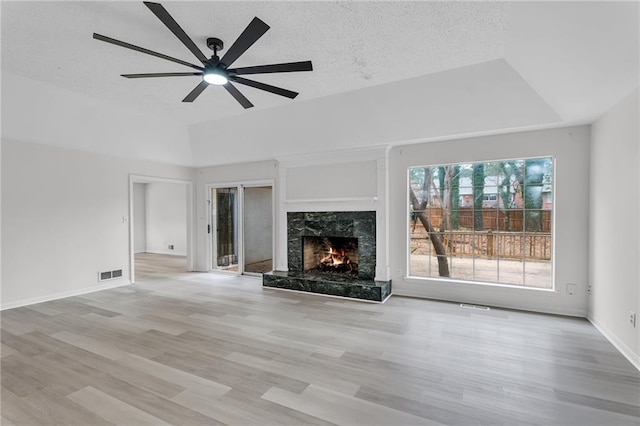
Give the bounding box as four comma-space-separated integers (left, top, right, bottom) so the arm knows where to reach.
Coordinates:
93, 1, 313, 109
203, 72, 228, 86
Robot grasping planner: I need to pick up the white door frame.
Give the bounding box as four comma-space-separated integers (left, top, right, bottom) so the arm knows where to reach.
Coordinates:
129, 174, 194, 283
206, 179, 275, 275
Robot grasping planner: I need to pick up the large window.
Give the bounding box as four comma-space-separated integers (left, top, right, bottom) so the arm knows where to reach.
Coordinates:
408, 157, 553, 289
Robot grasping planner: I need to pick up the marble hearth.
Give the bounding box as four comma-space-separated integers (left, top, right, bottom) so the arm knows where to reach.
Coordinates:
263, 211, 391, 302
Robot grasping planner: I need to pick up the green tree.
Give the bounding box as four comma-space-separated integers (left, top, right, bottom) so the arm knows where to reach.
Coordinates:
437, 166, 445, 204
524, 158, 545, 231
472, 163, 485, 230
423, 167, 433, 202
450, 165, 461, 229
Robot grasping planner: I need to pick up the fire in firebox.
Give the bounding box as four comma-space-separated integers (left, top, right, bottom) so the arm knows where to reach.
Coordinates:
319, 247, 358, 274
303, 236, 359, 276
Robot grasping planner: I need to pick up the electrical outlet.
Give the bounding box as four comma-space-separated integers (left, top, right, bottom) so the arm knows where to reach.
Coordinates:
587, 285, 592, 294
566, 283, 576, 295
630, 312, 636, 328
168, 244, 174, 250
396, 269, 402, 277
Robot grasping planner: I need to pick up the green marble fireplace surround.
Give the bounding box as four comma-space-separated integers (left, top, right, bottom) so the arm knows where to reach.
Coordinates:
262, 211, 391, 302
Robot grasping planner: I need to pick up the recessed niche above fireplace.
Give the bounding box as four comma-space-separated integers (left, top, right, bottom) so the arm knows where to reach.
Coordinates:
263, 211, 391, 302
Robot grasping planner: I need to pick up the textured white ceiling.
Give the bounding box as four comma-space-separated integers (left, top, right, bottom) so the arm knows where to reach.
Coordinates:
1, 1, 508, 124
1, 1, 638, 167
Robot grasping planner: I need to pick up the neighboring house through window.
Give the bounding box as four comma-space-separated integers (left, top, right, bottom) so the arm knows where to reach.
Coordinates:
408, 157, 554, 288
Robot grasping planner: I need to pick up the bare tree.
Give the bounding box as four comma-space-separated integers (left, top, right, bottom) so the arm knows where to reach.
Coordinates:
409, 187, 450, 277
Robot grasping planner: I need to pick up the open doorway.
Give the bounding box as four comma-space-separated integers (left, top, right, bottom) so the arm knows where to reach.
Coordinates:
243, 185, 273, 274
209, 182, 273, 276
129, 175, 193, 283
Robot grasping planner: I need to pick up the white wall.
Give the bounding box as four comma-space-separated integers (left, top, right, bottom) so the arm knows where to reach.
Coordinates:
1, 139, 193, 309
389, 125, 591, 317
2, 72, 193, 166
145, 182, 187, 256
589, 88, 639, 369
133, 183, 147, 254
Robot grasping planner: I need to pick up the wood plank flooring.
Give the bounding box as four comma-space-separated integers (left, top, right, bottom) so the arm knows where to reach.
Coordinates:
134, 253, 188, 281
2, 254, 639, 425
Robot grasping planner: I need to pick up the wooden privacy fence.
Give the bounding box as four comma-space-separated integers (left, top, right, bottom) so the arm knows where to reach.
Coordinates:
411, 228, 552, 260
416, 207, 552, 233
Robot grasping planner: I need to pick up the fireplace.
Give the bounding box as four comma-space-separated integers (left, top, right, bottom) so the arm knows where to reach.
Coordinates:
286, 211, 376, 279
263, 211, 391, 302
303, 236, 358, 276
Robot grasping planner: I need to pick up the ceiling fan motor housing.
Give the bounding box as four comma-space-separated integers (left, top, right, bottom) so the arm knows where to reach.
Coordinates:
206, 38, 224, 53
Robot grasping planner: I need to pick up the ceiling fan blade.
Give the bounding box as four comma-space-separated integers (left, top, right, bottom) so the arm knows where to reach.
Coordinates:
144, 2, 208, 63
223, 83, 254, 109
231, 76, 298, 99
122, 72, 203, 78
228, 61, 313, 75
93, 33, 204, 71
183, 80, 209, 102
220, 17, 270, 68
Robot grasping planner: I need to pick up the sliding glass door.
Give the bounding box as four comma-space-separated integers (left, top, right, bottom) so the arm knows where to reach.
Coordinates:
213, 187, 238, 272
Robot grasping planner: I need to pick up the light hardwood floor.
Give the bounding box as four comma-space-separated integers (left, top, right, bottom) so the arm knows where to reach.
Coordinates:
2, 254, 639, 425
134, 252, 188, 281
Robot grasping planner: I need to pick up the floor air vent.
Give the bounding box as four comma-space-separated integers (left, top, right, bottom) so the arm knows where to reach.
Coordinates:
99, 269, 123, 282
460, 303, 490, 311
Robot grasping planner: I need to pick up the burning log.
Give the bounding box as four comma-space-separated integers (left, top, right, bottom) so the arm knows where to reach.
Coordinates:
318, 247, 358, 274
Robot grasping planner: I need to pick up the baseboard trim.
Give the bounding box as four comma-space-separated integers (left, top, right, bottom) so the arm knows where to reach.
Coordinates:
391, 289, 586, 318
143, 251, 187, 257
588, 316, 640, 372
0, 280, 132, 311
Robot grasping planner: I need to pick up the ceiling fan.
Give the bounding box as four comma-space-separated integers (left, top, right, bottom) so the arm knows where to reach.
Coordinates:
93, 1, 313, 109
